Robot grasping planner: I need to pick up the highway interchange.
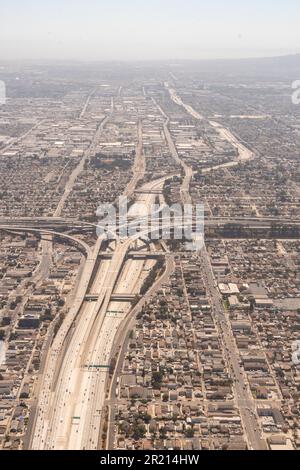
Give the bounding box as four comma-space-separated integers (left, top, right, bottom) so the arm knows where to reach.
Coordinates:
29, 174, 169, 449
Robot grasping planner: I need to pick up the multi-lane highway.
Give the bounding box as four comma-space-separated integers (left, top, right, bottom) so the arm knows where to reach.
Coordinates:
54, 113, 111, 218
30, 175, 167, 450
124, 120, 145, 198
165, 81, 254, 163
2, 215, 300, 234
154, 98, 193, 206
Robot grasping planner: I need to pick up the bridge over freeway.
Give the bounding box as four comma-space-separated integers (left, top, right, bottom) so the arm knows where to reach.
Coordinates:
0, 225, 92, 257
1, 215, 300, 230
2, 218, 300, 246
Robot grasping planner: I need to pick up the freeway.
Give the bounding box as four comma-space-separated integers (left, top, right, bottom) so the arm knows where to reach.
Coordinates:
30, 234, 123, 449
124, 120, 145, 198
209, 120, 254, 161
2, 214, 300, 233
153, 98, 192, 206
165, 81, 254, 163
30, 174, 168, 450
68, 244, 155, 450
79, 88, 97, 119
2, 217, 300, 232
54, 113, 111, 218
164, 82, 204, 121
0, 226, 92, 257
27, 234, 105, 448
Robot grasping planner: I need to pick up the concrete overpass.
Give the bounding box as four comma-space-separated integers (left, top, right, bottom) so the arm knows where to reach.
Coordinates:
85, 293, 137, 302
98, 251, 164, 260
1, 215, 300, 231
0, 225, 92, 257
29, 176, 168, 450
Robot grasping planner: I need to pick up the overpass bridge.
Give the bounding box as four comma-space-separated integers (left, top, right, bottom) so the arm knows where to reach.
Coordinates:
85, 293, 137, 303
0, 225, 92, 257
98, 250, 164, 260
1, 215, 300, 229
1, 217, 300, 246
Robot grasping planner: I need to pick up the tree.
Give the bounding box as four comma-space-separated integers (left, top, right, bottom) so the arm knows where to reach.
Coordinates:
132, 423, 146, 440
185, 428, 194, 438
152, 371, 164, 389
141, 413, 151, 424
1, 317, 11, 327
159, 427, 167, 439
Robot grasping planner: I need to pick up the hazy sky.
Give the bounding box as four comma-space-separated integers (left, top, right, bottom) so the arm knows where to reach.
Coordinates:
1, 0, 300, 61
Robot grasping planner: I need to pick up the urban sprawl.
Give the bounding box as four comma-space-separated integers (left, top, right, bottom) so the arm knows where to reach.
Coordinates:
0, 60, 299, 451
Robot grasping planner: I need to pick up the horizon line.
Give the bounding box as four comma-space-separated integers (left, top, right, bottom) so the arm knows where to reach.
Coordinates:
1, 52, 300, 65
